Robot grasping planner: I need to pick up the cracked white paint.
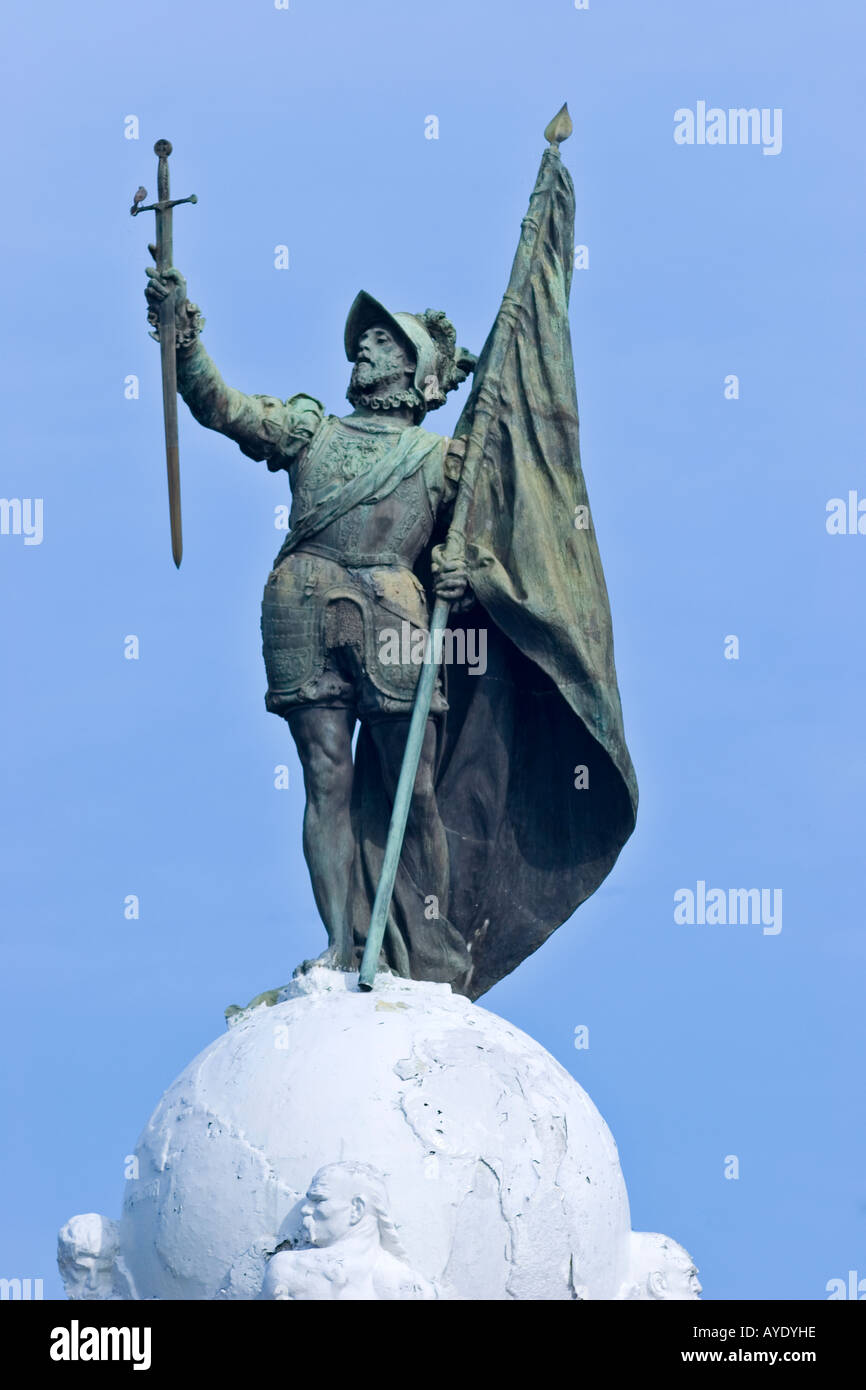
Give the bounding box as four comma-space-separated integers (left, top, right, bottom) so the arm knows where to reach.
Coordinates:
111, 969, 691, 1300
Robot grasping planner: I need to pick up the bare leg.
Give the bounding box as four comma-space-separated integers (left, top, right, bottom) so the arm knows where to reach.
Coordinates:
367, 717, 449, 916
287, 705, 356, 967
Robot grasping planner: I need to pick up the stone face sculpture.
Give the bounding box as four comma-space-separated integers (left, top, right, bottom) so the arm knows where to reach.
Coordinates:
620, 1232, 702, 1301
57, 1213, 134, 1301
259, 1162, 436, 1301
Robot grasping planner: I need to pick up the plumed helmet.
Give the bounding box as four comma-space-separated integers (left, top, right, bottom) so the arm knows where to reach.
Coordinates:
344, 290, 476, 416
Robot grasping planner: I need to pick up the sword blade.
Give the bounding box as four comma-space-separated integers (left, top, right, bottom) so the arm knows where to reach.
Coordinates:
158, 294, 183, 568
153, 140, 183, 567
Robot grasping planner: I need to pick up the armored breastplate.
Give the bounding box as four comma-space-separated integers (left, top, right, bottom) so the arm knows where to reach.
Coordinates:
292, 417, 434, 566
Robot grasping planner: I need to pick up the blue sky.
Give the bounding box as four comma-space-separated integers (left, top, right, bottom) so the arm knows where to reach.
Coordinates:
1, 0, 864, 1299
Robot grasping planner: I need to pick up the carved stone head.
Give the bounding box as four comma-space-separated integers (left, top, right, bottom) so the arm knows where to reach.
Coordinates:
624, 1231, 702, 1300
259, 1161, 435, 1301
299, 1160, 405, 1255
57, 1213, 120, 1301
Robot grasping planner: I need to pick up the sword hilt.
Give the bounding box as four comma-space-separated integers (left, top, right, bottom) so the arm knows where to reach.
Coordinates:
129, 139, 197, 272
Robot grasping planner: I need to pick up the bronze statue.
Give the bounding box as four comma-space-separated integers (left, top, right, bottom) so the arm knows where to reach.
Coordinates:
137, 108, 638, 1001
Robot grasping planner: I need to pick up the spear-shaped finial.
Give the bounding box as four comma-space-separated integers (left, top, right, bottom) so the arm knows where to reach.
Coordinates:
544, 103, 573, 148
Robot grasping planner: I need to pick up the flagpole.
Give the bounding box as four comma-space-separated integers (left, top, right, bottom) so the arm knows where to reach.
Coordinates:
358, 104, 573, 992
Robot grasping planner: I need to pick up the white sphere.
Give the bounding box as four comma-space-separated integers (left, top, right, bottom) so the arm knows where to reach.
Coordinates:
120, 969, 633, 1300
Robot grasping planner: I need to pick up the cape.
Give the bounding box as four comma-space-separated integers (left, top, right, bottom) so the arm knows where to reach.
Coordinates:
348, 144, 638, 1000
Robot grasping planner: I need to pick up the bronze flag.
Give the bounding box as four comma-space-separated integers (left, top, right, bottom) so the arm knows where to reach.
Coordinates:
349, 129, 638, 999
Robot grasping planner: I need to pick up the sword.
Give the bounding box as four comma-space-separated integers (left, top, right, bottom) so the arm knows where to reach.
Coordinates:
131, 140, 197, 568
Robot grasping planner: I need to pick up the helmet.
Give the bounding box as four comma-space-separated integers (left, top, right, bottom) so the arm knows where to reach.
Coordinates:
344, 290, 475, 417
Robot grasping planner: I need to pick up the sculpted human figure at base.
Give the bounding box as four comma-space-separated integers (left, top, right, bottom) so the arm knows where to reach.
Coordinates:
259, 1162, 436, 1301
619, 1231, 702, 1300
57, 1213, 135, 1300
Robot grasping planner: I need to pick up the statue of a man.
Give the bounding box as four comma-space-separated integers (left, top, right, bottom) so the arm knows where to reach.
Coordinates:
259, 1162, 436, 1301
145, 272, 475, 981
142, 137, 638, 1000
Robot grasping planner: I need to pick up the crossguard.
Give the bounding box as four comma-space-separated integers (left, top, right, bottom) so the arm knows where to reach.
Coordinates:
131, 193, 197, 217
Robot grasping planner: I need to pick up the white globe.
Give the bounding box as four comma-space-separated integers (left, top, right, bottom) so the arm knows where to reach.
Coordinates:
119, 969, 633, 1300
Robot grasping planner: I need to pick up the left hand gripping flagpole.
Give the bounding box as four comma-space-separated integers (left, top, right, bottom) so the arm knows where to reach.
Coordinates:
130, 140, 197, 568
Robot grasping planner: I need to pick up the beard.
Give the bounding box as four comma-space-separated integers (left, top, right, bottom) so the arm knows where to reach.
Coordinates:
346, 361, 423, 416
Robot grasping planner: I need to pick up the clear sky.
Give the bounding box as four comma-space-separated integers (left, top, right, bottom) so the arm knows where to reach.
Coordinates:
1, 0, 863, 1300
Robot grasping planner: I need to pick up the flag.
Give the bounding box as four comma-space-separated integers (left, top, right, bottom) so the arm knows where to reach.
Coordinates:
350, 138, 638, 1000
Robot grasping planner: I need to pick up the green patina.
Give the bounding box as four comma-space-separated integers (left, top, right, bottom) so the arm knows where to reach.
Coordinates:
141, 106, 637, 1002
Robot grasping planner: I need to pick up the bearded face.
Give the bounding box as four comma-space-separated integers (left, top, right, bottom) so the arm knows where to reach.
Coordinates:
346, 324, 421, 414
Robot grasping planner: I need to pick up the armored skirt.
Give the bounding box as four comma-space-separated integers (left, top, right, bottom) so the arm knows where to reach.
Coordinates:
261, 548, 447, 722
